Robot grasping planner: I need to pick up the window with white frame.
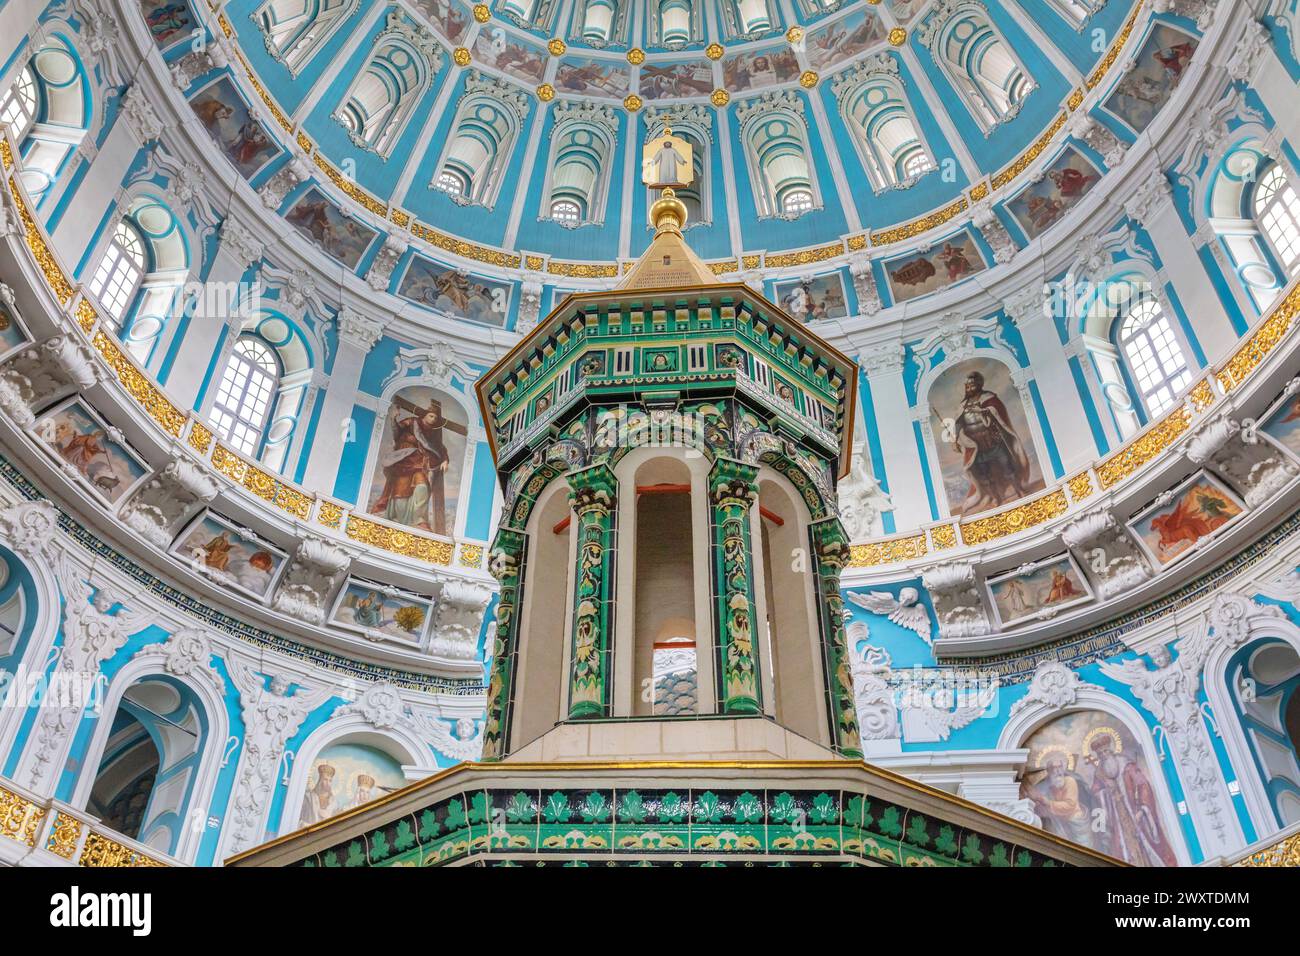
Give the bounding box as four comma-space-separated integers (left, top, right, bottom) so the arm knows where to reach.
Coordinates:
930, 6, 1032, 131
0, 66, 38, 141
88, 222, 147, 326
550, 198, 581, 224
1117, 296, 1191, 418
210, 336, 281, 456
1254, 164, 1300, 280
782, 188, 814, 217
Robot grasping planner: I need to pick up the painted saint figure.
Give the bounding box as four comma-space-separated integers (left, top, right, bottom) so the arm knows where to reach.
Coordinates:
642, 129, 693, 190
370, 396, 468, 535
1085, 733, 1178, 866
948, 371, 1033, 515
1024, 751, 1093, 848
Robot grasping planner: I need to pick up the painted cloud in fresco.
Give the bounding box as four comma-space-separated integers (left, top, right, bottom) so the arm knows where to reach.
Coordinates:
35, 400, 147, 505
884, 230, 986, 303
987, 555, 1092, 627
299, 743, 407, 827
284, 186, 377, 269
1006, 145, 1102, 239
1102, 24, 1198, 133
1019, 710, 1178, 866
139, 0, 195, 48
409, 0, 469, 44
639, 61, 713, 99
473, 30, 547, 83
804, 9, 885, 72
398, 258, 512, 326
773, 273, 849, 323
189, 77, 279, 178
555, 56, 631, 97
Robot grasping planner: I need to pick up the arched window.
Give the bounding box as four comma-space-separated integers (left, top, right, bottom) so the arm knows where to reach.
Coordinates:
1, 37, 90, 203
0, 65, 38, 141
501, 0, 537, 18
255, 0, 358, 75
653, 0, 699, 46
86, 677, 208, 857
334, 17, 438, 157
86, 199, 191, 364
550, 198, 581, 224
926, 3, 1032, 131
211, 336, 281, 457
738, 92, 820, 220
88, 221, 146, 324
783, 188, 814, 216
730, 0, 774, 36
542, 102, 618, 227
433, 74, 525, 209
834, 56, 935, 192
1116, 295, 1191, 418
576, 0, 622, 43
1254, 163, 1300, 281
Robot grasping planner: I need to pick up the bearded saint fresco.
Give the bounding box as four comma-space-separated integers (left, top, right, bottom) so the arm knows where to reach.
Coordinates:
929, 359, 1045, 517
1021, 713, 1178, 866
367, 388, 468, 536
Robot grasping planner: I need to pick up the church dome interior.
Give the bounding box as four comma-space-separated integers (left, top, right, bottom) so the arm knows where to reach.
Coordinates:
0, 0, 1299, 883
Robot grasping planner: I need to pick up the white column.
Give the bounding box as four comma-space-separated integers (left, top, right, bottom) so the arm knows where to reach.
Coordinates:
164, 217, 264, 411
858, 344, 932, 529
1004, 286, 1100, 472
1244, 25, 1300, 155
0, 0, 49, 64
301, 310, 383, 494
48, 109, 141, 267
1125, 175, 1239, 362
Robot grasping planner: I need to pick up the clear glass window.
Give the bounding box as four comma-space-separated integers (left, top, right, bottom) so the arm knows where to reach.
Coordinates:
87, 221, 147, 325
1255, 164, 1300, 280
1118, 297, 1192, 418
210, 337, 280, 456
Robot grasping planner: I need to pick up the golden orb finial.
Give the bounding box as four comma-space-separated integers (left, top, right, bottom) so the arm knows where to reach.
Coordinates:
650, 187, 688, 234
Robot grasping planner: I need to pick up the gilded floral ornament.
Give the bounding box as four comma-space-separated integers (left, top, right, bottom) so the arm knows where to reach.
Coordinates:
623, 94, 643, 112
547, 38, 566, 56
626, 48, 645, 64
786, 26, 804, 43
452, 46, 470, 66
536, 83, 555, 102
705, 43, 724, 60
888, 27, 907, 46
711, 89, 730, 107
799, 70, 818, 89
472, 3, 490, 22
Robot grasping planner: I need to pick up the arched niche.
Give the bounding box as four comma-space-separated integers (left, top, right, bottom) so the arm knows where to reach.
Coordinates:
753, 472, 828, 747
612, 451, 712, 718
510, 475, 575, 751
73, 664, 227, 864
999, 689, 1189, 865
0, 543, 64, 773
282, 720, 432, 835
1203, 611, 1300, 840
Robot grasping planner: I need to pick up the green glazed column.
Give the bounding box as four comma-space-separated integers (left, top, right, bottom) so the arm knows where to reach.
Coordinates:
482, 527, 529, 761
708, 457, 763, 714
565, 463, 619, 719
810, 518, 863, 759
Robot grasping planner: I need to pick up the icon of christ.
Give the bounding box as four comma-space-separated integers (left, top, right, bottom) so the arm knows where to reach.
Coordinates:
370, 394, 468, 536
